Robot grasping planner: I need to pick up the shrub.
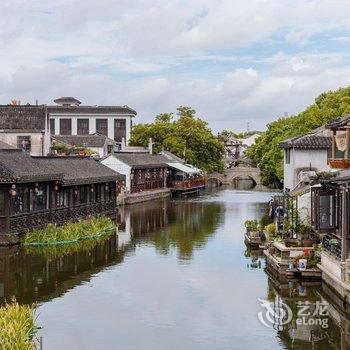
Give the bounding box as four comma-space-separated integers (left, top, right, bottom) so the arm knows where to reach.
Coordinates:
259, 214, 273, 228
265, 223, 276, 235
0, 301, 39, 350
244, 219, 259, 232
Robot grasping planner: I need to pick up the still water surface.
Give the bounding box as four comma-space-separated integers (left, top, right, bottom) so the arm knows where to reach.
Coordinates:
1, 188, 348, 349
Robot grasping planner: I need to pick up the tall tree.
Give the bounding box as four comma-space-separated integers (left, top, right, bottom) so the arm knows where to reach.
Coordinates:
247, 86, 350, 187
130, 107, 224, 172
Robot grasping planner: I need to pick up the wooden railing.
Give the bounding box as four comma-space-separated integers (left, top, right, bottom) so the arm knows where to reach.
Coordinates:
131, 180, 164, 193
328, 158, 350, 169
322, 233, 342, 259
168, 178, 206, 191
8, 200, 116, 235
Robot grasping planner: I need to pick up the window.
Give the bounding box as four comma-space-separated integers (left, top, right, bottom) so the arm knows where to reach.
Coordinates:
96, 119, 108, 136
311, 187, 341, 231
0, 189, 5, 216
77, 119, 89, 135
114, 119, 126, 142
285, 148, 291, 164
50, 119, 55, 135
60, 119, 72, 135
31, 185, 48, 211
53, 189, 68, 208
10, 186, 29, 215
80, 186, 88, 204
17, 136, 31, 152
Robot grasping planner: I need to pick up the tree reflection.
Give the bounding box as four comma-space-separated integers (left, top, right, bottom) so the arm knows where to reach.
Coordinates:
123, 199, 225, 261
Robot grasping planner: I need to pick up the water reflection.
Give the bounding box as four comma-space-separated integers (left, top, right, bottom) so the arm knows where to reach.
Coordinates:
0, 198, 224, 305
244, 247, 264, 269
0, 236, 123, 305
265, 270, 350, 349
3, 190, 350, 349
118, 199, 225, 261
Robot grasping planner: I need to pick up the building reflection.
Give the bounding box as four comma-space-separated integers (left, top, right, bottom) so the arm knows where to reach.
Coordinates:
0, 198, 224, 305
265, 270, 350, 349
244, 247, 264, 269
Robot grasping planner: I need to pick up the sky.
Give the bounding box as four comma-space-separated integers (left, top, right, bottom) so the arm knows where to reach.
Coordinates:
1, 0, 350, 132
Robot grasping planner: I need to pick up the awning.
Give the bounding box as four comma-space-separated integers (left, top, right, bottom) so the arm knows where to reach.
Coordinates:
167, 162, 201, 174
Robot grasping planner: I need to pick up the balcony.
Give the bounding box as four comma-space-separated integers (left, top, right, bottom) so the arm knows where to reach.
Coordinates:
328, 158, 350, 169
322, 233, 341, 259
168, 178, 206, 191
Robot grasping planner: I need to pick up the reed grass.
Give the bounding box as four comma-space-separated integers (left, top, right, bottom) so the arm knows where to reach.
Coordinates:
0, 301, 38, 350
26, 234, 114, 260
24, 216, 116, 246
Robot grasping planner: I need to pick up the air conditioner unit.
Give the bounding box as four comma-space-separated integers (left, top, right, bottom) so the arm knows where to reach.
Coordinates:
298, 170, 317, 183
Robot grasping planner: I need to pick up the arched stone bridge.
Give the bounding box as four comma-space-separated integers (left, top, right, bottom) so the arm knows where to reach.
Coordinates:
207, 166, 264, 189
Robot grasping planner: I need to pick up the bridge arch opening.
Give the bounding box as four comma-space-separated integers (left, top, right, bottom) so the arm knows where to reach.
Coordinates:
231, 175, 257, 190
207, 177, 223, 188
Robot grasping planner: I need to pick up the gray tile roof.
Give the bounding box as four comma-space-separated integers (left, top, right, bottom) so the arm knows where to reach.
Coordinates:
112, 153, 168, 169
47, 105, 137, 115
325, 114, 350, 129
54, 97, 81, 105
0, 150, 123, 185
279, 134, 332, 149
0, 106, 46, 130
0, 150, 62, 183
52, 134, 115, 148
159, 150, 186, 164
35, 157, 123, 185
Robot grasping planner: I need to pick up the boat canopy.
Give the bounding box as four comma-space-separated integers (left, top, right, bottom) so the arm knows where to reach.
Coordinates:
167, 162, 201, 174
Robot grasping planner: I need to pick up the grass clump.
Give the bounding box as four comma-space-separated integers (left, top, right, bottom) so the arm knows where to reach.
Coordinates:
24, 216, 116, 246
0, 301, 39, 350
26, 235, 115, 260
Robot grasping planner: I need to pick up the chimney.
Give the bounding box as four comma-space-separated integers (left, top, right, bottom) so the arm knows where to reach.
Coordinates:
148, 138, 153, 154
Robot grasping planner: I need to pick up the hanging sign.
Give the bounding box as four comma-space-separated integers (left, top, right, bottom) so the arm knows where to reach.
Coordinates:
335, 131, 347, 152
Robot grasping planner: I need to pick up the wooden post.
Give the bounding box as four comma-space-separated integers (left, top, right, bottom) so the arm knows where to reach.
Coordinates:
341, 187, 348, 262
4, 186, 10, 234
346, 128, 350, 159
332, 129, 336, 159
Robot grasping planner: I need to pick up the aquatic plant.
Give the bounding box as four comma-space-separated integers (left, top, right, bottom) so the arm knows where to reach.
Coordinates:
26, 235, 115, 260
0, 301, 39, 350
24, 216, 116, 246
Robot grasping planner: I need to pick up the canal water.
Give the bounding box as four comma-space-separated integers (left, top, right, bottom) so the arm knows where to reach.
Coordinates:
1, 188, 349, 349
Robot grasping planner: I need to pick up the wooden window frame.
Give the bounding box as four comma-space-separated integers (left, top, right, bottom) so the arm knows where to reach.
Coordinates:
59, 119, 72, 135
77, 119, 89, 135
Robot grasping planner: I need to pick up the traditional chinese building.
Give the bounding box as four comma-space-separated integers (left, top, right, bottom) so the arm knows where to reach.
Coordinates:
101, 153, 169, 194
279, 127, 332, 191
0, 149, 123, 244
0, 105, 50, 156
310, 114, 350, 301
48, 97, 136, 146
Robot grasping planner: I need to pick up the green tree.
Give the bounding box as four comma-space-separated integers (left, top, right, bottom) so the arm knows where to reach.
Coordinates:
130, 106, 224, 172
247, 86, 350, 187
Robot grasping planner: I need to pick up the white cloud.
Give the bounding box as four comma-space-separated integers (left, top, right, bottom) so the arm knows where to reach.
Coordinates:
1, 0, 350, 131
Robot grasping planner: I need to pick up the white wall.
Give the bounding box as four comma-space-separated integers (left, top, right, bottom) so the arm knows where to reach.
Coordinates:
0, 132, 45, 156
101, 155, 131, 191
284, 148, 330, 190
49, 114, 134, 144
